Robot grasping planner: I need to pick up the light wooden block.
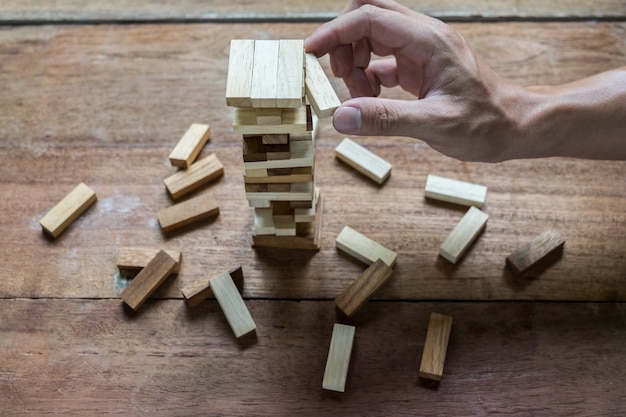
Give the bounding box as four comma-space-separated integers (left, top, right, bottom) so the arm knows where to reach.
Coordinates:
164, 153, 224, 200
506, 230, 565, 275
225, 39, 255, 107
424, 174, 487, 208
244, 173, 313, 184
169, 123, 211, 169
335, 259, 394, 318
243, 140, 313, 170
262, 134, 289, 145
294, 187, 319, 222
439, 206, 489, 264
210, 271, 257, 338
305, 53, 341, 118
419, 312, 453, 382
322, 323, 355, 392
39, 182, 97, 238
233, 106, 309, 135
256, 108, 282, 125
246, 181, 314, 202
157, 193, 219, 234
250, 40, 279, 108
253, 208, 275, 235
244, 168, 268, 178
335, 137, 392, 184
248, 199, 271, 208
120, 250, 178, 311
335, 226, 397, 268
181, 265, 243, 308
276, 39, 305, 108
116, 247, 182, 273
275, 221, 297, 236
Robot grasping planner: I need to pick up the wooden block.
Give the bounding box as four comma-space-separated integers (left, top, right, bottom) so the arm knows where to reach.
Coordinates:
181, 265, 243, 308
248, 199, 271, 208
262, 134, 289, 145
250, 40, 279, 108
335, 226, 397, 268
225, 39, 255, 107
335, 137, 392, 184
419, 312, 453, 382
506, 230, 565, 275
233, 106, 309, 135
245, 183, 268, 193
424, 174, 487, 208
157, 193, 219, 234
169, 123, 211, 169
210, 271, 257, 338
244, 168, 268, 178
253, 208, 275, 235
322, 323, 355, 392
335, 259, 394, 318
164, 153, 224, 200
116, 247, 182, 273
39, 182, 97, 238
242, 135, 267, 162
243, 140, 313, 170
256, 108, 282, 125
246, 181, 314, 202
276, 39, 305, 108
439, 206, 489, 264
244, 172, 313, 184
267, 183, 291, 192
294, 187, 319, 222
120, 250, 178, 311
305, 53, 341, 118
272, 201, 294, 223
265, 143, 290, 161
275, 222, 297, 236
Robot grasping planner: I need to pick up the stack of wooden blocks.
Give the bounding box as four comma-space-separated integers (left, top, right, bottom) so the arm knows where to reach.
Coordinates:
225, 39, 339, 250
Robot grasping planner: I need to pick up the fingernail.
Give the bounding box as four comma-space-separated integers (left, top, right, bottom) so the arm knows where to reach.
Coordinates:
333, 106, 361, 134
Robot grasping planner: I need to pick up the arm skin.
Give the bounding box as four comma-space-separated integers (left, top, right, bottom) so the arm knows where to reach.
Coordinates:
304, 0, 626, 162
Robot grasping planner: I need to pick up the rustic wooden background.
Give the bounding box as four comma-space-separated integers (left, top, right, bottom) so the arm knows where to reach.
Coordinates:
1, 1, 625, 415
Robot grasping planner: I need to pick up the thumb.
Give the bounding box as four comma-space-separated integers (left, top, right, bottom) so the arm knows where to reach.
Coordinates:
332, 97, 427, 138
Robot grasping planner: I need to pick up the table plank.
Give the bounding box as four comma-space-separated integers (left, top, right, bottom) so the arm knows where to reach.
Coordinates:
1, 299, 624, 416
1, 0, 625, 23
1, 23, 625, 301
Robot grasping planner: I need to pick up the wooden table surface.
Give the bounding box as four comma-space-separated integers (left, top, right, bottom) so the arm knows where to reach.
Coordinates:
1, 1, 625, 415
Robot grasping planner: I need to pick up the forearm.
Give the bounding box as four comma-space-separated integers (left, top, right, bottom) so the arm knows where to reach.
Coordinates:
510, 67, 626, 160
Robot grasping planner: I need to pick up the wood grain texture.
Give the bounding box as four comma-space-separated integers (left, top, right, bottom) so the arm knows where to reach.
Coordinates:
335, 137, 392, 184
1, 23, 626, 301
419, 312, 453, 382
116, 247, 182, 273
305, 53, 341, 118
39, 182, 97, 238
335, 259, 394, 317
168, 123, 211, 169
181, 265, 243, 307
2, 0, 623, 22
322, 323, 356, 392
1, 299, 625, 415
119, 250, 178, 311
506, 230, 566, 275
163, 153, 224, 200
157, 193, 220, 234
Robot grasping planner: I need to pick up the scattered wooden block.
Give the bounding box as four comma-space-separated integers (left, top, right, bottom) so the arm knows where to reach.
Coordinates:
250, 40, 280, 108
439, 206, 489, 264
335, 137, 392, 184
276, 39, 305, 108
419, 312, 453, 382
168, 123, 211, 169
120, 250, 178, 311
116, 247, 182, 273
294, 188, 319, 222
210, 271, 257, 338
225, 39, 255, 107
322, 323, 355, 392
424, 174, 487, 208
39, 182, 97, 238
335, 226, 397, 268
157, 193, 219, 234
506, 230, 565, 275
164, 153, 224, 200
305, 53, 341, 118
335, 259, 394, 318
181, 265, 243, 308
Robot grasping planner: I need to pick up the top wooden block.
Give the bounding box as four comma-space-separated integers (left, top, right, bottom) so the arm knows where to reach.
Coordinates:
305, 53, 341, 118
169, 123, 211, 169
39, 182, 97, 238
226, 39, 305, 108
424, 174, 487, 208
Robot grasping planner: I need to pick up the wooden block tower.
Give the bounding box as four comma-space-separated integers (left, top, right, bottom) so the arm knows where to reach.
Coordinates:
226, 39, 339, 250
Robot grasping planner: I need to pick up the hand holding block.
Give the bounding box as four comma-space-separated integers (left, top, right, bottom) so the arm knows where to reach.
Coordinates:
120, 250, 178, 311
164, 153, 224, 200
439, 206, 489, 264
305, 53, 341, 118
419, 312, 453, 382
425, 174, 487, 208
335, 138, 392, 184
169, 123, 211, 168
506, 230, 565, 275
210, 271, 256, 338
157, 193, 219, 234
336, 226, 397, 267
39, 182, 97, 238
116, 247, 182, 273
322, 323, 356, 392
335, 259, 394, 317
